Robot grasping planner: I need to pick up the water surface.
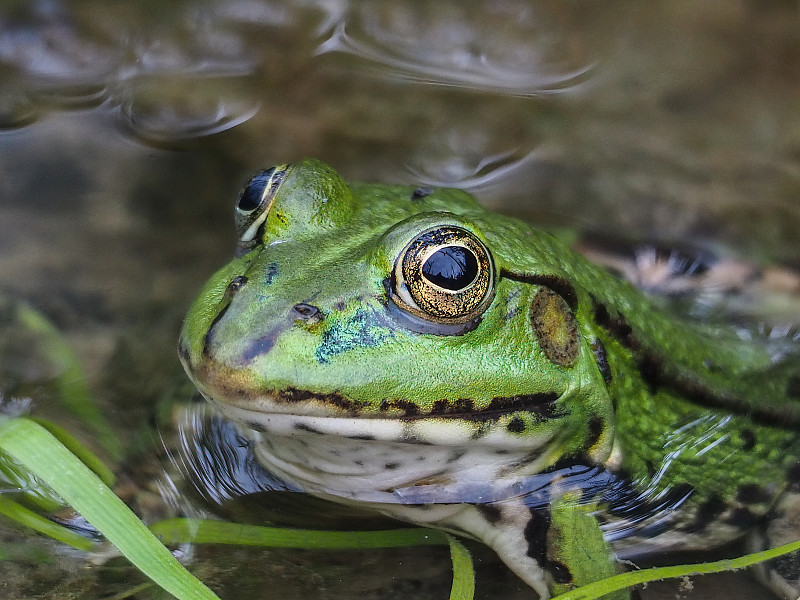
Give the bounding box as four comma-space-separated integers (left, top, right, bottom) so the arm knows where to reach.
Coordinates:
1, 1, 799, 599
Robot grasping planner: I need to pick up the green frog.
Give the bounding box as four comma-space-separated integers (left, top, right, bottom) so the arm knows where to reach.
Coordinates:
179, 159, 800, 598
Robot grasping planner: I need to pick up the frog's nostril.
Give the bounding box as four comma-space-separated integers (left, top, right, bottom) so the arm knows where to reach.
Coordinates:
225, 275, 248, 299
292, 303, 323, 324
411, 187, 434, 200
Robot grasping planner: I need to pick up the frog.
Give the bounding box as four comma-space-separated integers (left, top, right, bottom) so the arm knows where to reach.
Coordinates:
179, 159, 800, 598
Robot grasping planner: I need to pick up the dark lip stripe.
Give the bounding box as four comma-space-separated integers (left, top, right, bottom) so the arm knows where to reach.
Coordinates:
250, 388, 562, 421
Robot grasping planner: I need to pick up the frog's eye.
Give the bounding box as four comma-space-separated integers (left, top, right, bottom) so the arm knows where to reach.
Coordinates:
235, 165, 290, 245
392, 226, 495, 325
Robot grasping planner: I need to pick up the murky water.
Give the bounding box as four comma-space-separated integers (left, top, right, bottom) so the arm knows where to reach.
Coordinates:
1, 1, 799, 598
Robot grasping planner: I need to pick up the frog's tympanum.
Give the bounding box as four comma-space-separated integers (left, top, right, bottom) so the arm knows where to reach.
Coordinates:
180, 159, 800, 598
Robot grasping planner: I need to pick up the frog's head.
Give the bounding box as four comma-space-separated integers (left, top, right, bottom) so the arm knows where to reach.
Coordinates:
179, 159, 614, 473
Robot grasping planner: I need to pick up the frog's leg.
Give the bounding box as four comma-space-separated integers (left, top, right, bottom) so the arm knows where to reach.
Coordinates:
391, 497, 629, 599
436, 501, 552, 597
749, 490, 800, 599
546, 494, 630, 600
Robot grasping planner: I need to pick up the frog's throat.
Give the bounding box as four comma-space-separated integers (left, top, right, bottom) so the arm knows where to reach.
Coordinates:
211, 399, 566, 505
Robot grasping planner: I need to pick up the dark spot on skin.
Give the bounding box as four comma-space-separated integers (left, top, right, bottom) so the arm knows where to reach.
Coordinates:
740, 429, 756, 452
470, 423, 491, 440
346, 434, 376, 441
787, 463, 800, 492
275, 387, 365, 413
530, 287, 580, 368
789, 376, 800, 399
507, 416, 526, 433
586, 416, 604, 449
430, 398, 475, 415
400, 434, 435, 446
294, 423, 323, 435
736, 484, 772, 505
591, 297, 633, 343
264, 262, 279, 286
381, 399, 421, 417
354, 459, 363, 466
411, 187, 434, 200
725, 507, 759, 529
636, 355, 662, 395
476, 503, 503, 524
547, 561, 573, 584
524, 508, 551, 564
431, 399, 448, 414
385, 462, 400, 470
241, 325, 285, 363
591, 339, 613, 384
447, 450, 467, 464
681, 494, 726, 534
502, 270, 578, 310
245, 421, 268, 432
770, 552, 800, 582
292, 303, 323, 324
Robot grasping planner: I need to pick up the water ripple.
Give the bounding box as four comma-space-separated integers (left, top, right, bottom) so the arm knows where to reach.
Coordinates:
118, 75, 260, 144
317, 2, 592, 96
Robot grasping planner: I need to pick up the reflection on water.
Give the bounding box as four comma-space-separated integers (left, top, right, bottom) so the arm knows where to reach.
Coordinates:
160, 403, 296, 511
317, 1, 590, 95
0, 0, 589, 189
407, 143, 542, 190
119, 74, 260, 143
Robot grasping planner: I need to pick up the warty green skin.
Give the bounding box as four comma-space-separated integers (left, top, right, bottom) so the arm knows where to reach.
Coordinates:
180, 159, 800, 598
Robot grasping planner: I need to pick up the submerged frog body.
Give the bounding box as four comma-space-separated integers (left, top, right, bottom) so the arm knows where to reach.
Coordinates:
180, 160, 800, 598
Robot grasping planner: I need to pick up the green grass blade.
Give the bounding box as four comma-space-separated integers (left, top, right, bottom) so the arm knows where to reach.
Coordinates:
0, 417, 220, 600
447, 535, 475, 600
150, 517, 449, 548
551, 537, 800, 600
0, 494, 93, 551
30, 417, 115, 487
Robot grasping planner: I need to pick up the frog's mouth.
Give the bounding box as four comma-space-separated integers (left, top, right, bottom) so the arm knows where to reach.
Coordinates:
181, 341, 563, 448
193, 379, 563, 451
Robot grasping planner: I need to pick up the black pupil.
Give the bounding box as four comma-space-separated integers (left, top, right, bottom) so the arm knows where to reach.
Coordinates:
238, 167, 275, 212
422, 246, 479, 290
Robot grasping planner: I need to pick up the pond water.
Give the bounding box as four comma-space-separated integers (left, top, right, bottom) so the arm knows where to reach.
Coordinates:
1, 1, 799, 599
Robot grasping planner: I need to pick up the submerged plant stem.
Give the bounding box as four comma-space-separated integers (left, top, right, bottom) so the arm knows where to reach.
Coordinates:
551, 537, 800, 600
